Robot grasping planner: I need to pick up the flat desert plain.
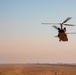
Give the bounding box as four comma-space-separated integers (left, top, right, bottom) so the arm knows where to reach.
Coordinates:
0, 64, 76, 75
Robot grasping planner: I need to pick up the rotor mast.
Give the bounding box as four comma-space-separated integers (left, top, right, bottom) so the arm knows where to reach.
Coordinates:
61, 24, 64, 29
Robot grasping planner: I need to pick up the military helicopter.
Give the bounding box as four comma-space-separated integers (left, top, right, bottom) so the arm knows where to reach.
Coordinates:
42, 17, 76, 42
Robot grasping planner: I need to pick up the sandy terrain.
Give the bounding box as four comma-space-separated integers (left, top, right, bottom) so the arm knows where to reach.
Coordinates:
0, 64, 76, 75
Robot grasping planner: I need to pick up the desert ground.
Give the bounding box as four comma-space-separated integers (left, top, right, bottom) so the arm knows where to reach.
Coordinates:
0, 64, 76, 75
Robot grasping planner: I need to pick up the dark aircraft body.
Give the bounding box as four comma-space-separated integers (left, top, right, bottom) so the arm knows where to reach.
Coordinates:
58, 29, 68, 41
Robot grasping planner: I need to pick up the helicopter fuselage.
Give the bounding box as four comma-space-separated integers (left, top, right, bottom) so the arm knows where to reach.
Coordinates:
58, 29, 68, 41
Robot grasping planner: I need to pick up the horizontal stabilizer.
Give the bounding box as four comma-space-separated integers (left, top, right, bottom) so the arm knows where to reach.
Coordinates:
54, 36, 58, 37
66, 32, 76, 34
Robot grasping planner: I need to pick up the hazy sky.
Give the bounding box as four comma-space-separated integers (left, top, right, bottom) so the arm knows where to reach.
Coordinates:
0, 0, 76, 64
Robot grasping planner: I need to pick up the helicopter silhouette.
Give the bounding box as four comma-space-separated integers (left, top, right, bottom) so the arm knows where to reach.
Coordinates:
42, 17, 76, 42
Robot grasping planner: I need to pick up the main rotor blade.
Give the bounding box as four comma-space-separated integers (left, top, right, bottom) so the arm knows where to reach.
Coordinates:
66, 32, 76, 34
52, 26, 58, 30
64, 24, 75, 26
41, 23, 60, 25
62, 17, 72, 24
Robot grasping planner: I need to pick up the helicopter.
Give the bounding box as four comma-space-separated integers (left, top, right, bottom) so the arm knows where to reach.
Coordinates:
42, 17, 76, 42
